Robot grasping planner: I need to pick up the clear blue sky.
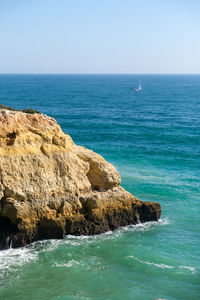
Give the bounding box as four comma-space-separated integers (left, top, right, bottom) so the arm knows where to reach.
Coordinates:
0, 0, 200, 74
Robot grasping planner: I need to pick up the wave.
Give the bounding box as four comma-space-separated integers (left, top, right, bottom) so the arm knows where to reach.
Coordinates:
43, 217, 170, 247
0, 246, 38, 279
0, 218, 169, 278
65, 218, 170, 242
53, 257, 104, 272
54, 259, 82, 268
179, 266, 196, 273
127, 255, 197, 274
128, 255, 174, 269
120, 217, 169, 232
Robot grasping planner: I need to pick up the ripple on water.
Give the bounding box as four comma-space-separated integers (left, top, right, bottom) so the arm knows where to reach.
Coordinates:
127, 255, 197, 274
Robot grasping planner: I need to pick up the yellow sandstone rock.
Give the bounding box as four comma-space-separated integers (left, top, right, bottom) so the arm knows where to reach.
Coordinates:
0, 109, 161, 248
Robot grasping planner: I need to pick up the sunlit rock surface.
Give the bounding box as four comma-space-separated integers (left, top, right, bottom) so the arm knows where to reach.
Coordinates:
0, 109, 161, 248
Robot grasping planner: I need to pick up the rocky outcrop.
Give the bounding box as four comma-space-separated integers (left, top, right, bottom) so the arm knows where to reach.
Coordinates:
0, 109, 161, 248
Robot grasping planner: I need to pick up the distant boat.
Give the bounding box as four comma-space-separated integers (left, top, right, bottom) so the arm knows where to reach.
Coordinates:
135, 80, 142, 92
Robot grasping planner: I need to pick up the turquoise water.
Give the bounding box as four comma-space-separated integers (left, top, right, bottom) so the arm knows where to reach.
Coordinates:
0, 75, 199, 300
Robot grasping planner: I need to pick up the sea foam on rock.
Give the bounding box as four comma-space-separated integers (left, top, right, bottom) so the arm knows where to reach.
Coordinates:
0, 108, 161, 248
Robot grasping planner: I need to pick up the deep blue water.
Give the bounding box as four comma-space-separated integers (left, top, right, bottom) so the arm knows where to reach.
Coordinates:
0, 74, 199, 300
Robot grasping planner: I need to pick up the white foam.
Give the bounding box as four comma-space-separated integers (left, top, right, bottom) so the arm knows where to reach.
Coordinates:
179, 266, 197, 274
53, 257, 105, 272
67, 235, 93, 240
54, 259, 81, 268
127, 255, 197, 273
145, 261, 174, 269
63, 218, 169, 244
0, 217, 170, 279
0, 246, 38, 279
128, 255, 174, 269
119, 217, 170, 233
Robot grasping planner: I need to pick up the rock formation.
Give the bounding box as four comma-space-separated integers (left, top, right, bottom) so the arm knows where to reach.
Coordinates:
0, 108, 161, 248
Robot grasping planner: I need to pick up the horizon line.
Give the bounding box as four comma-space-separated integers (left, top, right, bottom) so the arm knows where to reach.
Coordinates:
0, 73, 200, 75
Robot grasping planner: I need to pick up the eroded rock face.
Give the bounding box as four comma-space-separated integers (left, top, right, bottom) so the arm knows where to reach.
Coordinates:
0, 109, 161, 248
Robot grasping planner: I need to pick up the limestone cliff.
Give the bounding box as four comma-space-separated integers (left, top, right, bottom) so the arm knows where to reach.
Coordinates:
0, 109, 161, 248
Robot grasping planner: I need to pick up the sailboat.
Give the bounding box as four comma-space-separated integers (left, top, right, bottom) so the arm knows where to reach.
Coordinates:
135, 80, 142, 92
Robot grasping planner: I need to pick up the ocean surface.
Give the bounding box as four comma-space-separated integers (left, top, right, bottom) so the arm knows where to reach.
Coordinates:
0, 74, 199, 300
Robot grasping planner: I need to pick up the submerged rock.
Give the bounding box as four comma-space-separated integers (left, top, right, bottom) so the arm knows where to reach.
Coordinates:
0, 108, 161, 248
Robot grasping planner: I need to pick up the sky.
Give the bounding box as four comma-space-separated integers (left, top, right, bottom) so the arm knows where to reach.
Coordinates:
0, 0, 200, 74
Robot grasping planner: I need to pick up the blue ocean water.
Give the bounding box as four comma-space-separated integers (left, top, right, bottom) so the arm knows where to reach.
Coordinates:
0, 74, 199, 300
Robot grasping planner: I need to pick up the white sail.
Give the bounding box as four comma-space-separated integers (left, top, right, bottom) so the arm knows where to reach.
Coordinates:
135, 80, 142, 92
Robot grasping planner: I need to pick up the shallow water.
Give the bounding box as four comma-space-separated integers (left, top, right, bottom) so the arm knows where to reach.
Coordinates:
0, 74, 199, 299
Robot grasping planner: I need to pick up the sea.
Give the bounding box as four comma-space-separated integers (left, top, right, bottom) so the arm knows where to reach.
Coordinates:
0, 74, 199, 300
